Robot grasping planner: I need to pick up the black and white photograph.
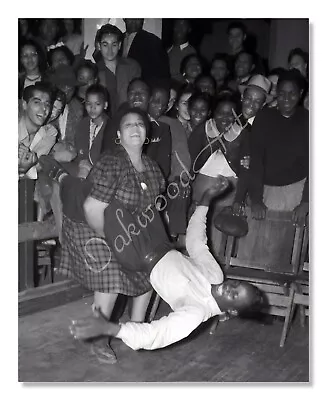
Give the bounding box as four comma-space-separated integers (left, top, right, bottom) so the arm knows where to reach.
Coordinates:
16, 13, 313, 385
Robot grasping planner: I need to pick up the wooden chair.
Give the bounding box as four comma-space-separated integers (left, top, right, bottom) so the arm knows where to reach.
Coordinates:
210, 208, 307, 346
280, 223, 309, 346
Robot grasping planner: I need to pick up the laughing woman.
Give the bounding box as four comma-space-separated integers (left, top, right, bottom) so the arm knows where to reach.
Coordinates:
53, 107, 165, 363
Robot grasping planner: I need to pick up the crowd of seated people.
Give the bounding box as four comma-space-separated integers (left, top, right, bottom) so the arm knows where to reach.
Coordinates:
18, 18, 309, 361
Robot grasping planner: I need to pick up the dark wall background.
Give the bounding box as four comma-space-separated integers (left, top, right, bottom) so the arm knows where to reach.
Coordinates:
162, 18, 271, 60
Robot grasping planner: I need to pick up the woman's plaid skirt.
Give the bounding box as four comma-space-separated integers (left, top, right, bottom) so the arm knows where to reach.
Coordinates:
58, 215, 152, 295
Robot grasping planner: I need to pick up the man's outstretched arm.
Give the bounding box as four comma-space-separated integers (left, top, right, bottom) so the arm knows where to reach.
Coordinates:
70, 305, 206, 351
186, 176, 229, 284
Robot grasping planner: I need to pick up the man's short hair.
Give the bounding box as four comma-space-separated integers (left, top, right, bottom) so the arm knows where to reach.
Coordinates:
277, 68, 307, 92
227, 21, 247, 35
76, 60, 98, 80
288, 47, 309, 65
22, 82, 53, 103
213, 91, 241, 115
236, 50, 254, 64
194, 74, 217, 92
96, 23, 124, 44
150, 85, 169, 98
236, 282, 265, 315
188, 91, 212, 114
179, 53, 202, 75
85, 83, 109, 104
211, 52, 229, 66
127, 78, 150, 94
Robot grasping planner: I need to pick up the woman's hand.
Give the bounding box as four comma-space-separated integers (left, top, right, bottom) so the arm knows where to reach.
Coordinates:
292, 202, 309, 225
240, 155, 250, 169
251, 202, 267, 220
232, 202, 243, 216
19, 146, 37, 173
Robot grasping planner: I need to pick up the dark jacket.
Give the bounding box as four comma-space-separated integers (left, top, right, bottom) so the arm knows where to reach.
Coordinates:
248, 106, 309, 204
97, 57, 141, 115
127, 29, 170, 86
144, 120, 171, 181
188, 121, 251, 203
74, 114, 109, 166
52, 97, 84, 146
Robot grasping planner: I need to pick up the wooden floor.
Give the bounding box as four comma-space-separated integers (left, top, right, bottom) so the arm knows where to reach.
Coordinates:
19, 296, 309, 383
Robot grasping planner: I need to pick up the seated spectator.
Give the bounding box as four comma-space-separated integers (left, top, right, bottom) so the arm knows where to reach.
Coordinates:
288, 48, 308, 79
47, 44, 75, 72
74, 84, 110, 179
248, 69, 309, 224
149, 86, 192, 243
210, 53, 231, 94
288, 47, 309, 110
194, 74, 217, 97
228, 51, 255, 91
49, 64, 84, 148
61, 18, 84, 56
169, 85, 195, 138
19, 39, 47, 98
96, 24, 141, 115
122, 18, 170, 87
18, 82, 56, 180
168, 19, 196, 83
187, 91, 212, 139
145, 86, 172, 181
35, 19, 63, 58
226, 21, 247, 71
180, 54, 203, 87
75, 60, 99, 109
19, 18, 35, 43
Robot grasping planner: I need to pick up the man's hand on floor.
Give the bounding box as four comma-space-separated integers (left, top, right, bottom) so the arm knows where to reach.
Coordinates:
70, 314, 121, 340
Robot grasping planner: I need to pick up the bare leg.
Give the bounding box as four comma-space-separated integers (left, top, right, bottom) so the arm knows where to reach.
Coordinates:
131, 290, 153, 322
91, 291, 119, 364
93, 291, 118, 319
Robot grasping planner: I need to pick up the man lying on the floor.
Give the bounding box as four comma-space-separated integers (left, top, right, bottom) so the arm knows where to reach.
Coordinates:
69, 178, 263, 351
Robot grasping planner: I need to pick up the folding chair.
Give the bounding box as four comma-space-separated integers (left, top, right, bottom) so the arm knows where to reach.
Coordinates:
280, 222, 309, 346
210, 208, 307, 346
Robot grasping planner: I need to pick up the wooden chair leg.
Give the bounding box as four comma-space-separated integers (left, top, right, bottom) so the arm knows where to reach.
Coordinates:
280, 285, 296, 347
148, 293, 161, 322
299, 305, 306, 327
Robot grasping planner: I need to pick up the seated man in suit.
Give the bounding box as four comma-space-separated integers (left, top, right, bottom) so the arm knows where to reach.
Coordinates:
69, 176, 264, 351
122, 18, 170, 88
